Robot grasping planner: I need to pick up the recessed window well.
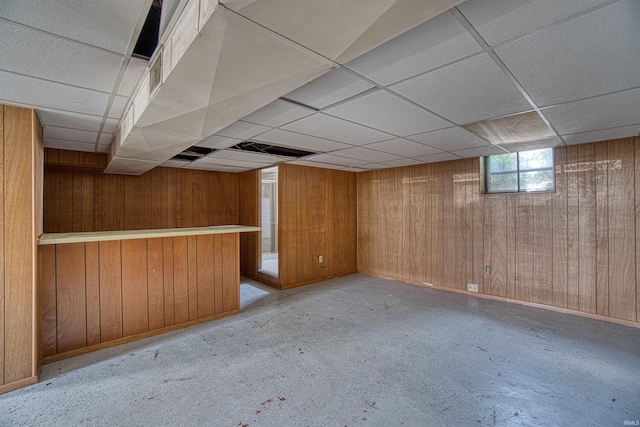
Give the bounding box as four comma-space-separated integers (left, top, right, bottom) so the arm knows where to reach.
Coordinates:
481, 148, 554, 194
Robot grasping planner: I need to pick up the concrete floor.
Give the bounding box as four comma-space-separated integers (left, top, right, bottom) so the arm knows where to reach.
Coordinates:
1, 274, 639, 426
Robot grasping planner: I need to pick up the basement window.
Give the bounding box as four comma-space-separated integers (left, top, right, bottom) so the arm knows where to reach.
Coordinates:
482, 148, 554, 194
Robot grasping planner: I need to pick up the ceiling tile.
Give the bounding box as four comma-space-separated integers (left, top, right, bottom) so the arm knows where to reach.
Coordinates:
0, 70, 109, 116
304, 153, 369, 167
458, 0, 609, 46
414, 152, 463, 163
38, 109, 104, 132
252, 129, 351, 152
241, 99, 314, 127
325, 90, 451, 137
0, 0, 147, 54
452, 145, 508, 158
331, 147, 402, 163
44, 126, 98, 143
543, 88, 640, 135
282, 68, 375, 110
215, 120, 271, 140
282, 113, 394, 145
206, 149, 281, 164
382, 158, 423, 167
99, 133, 114, 146
464, 111, 555, 145
117, 58, 148, 96
345, 11, 481, 86
365, 138, 442, 157
360, 163, 394, 170
108, 95, 130, 119
289, 160, 366, 173
194, 156, 270, 169
499, 137, 563, 152
162, 159, 190, 168
0, 21, 124, 93
563, 125, 640, 146
183, 163, 248, 172
391, 53, 531, 124
44, 138, 95, 152
103, 118, 120, 134
408, 127, 490, 151
495, 0, 640, 107
195, 135, 243, 150
97, 143, 110, 153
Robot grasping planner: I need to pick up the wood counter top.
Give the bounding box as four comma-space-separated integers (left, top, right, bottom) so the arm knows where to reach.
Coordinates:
38, 225, 261, 245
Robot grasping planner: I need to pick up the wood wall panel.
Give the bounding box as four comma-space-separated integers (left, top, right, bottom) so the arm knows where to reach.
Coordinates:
278, 164, 357, 289
39, 233, 242, 357
238, 170, 259, 278
43, 163, 239, 234
358, 138, 640, 325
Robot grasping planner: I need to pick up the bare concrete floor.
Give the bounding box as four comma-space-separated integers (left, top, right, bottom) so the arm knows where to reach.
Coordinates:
1, 273, 639, 426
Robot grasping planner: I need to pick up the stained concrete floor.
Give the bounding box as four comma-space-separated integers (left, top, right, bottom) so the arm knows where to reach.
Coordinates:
1, 274, 639, 426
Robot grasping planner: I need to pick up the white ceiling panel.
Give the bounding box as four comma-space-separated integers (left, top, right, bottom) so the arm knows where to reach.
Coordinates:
97, 143, 110, 153
162, 159, 190, 168
117, 58, 148, 96
282, 113, 394, 145
391, 53, 531, 124
543, 88, 640, 135
44, 138, 95, 152
206, 149, 281, 164
458, 0, 609, 46
290, 160, 367, 173
304, 153, 369, 167
414, 152, 462, 163
241, 99, 314, 127
44, 126, 97, 143
99, 133, 114, 146
0, 69, 109, 116
345, 11, 481, 86
0, 0, 147, 55
452, 145, 508, 158
325, 90, 451, 137
282, 68, 375, 110
365, 138, 442, 157
0, 21, 124, 93
495, 0, 640, 107
183, 163, 249, 172
215, 120, 271, 140
38, 109, 104, 132
108, 95, 130, 119
195, 135, 243, 150
498, 136, 563, 152
194, 156, 274, 169
408, 127, 490, 151
331, 147, 402, 163
252, 129, 351, 152
360, 163, 394, 170
382, 158, 423, 167
563, 125, 640, 146
103, 118, 120, 134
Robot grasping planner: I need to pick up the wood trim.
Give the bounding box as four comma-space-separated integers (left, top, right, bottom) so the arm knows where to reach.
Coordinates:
41, 309, 240, 365
360, 271, 640, 329
0, 376, 38, 396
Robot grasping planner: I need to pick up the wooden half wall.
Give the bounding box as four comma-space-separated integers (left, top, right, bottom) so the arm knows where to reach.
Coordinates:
0, 105, 43, 394
43, 163, 238, 233
357, 137, 640, 324
278, 164, 357, 289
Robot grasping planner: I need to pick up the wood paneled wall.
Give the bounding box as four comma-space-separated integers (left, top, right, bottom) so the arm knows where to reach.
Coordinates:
44, 165, 238, 233
358, 137, 640, 324
279, 164, 357, 289
238, 169, 259, 279
0, 105, 43, 393
40, 234, 240, 358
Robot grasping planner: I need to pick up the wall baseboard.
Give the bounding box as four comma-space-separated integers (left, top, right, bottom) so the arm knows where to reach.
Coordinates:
0, 376, 38, 396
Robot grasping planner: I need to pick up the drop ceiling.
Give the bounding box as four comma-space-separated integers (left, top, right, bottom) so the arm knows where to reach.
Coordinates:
1, 0, 639, 174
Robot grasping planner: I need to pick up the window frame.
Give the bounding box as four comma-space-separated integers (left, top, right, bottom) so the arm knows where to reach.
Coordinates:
480, 148, 555, 195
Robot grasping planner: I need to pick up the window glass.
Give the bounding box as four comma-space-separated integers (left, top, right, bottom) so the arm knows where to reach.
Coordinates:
484, 148, 553, 194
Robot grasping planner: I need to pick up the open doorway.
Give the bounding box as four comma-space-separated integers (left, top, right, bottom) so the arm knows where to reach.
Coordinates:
260, 166, 278, 276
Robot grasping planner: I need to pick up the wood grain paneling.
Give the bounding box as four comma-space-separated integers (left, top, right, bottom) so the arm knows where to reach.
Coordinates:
278, 164, 357, 289
358, 138, 640, 325
238, 170, 259, 278
43, 164, 239, 234
39, 232, 242, 357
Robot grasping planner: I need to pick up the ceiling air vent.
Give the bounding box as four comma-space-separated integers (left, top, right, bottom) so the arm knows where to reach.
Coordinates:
170, 145, 216, 162
230, 141, 317, 158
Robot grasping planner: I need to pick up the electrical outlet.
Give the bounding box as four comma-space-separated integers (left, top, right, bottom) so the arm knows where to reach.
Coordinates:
319, 255, 323, 263
467, 283, 478, 293
485, 265, 491, 274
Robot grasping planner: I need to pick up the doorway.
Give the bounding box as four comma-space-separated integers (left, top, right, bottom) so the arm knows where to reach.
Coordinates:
260, 166, 278, 276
